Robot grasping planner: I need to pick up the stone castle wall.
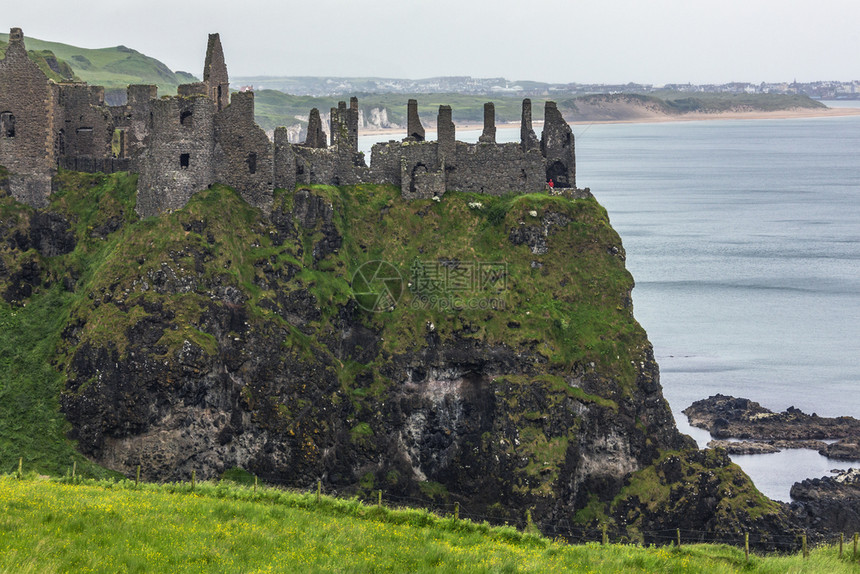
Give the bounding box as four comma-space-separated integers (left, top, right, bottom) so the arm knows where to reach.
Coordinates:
0, 28, 578, 216
136, 96, 216, 218
214, 91, 273, 212
0, 28, 56, 207
54, 83, 114, 163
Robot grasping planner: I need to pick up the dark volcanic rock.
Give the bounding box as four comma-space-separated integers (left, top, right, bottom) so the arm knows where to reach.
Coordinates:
29, 211, 76, 256
820, 437, 860, 461
707, 440, 781, 455
0, 179, 788, 542
683, 394, 860, 441
707, 439, 828, 454
789, 469, 860, 536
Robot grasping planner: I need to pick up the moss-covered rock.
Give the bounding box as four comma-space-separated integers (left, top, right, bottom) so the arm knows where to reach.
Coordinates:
0, 172, 788, 540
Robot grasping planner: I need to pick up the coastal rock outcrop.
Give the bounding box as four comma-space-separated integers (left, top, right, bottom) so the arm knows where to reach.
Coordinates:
789, 469, 860, 535
819, 437, 860, 461
684, 394, 860, 441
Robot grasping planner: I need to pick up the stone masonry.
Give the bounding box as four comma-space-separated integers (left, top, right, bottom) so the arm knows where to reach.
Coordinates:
0, 28, 578, 214
0, 28, 56, 207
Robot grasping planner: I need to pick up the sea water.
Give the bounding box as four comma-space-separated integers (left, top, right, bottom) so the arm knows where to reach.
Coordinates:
359, 106, 860, 501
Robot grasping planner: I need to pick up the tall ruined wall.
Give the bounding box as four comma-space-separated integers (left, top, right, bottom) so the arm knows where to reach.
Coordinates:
110, 85, 157, 170
396, 142, 444, 199
273, 127, 296, 191
214, 91, 273, 212
136, 96, 216, 217
0, 28, 55, 207
289, 145, 370, 187
448, 142, 545, 195
53, 83, 114, 167
540, 101, 575, 188
303, 108, 326, 149
368, 141, 405, 187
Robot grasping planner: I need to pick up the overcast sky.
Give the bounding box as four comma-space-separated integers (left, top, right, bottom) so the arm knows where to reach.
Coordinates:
4, 0, 860, 85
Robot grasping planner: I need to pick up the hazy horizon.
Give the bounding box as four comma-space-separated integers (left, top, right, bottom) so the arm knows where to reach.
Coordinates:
4, 0, 860, 86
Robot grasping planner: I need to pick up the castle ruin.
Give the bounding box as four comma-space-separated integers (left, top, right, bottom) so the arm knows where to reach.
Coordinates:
0, 29, 576, 215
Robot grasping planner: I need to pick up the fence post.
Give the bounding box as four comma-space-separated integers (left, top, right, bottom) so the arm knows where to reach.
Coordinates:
317, 480, 321, 503
191, 470, 196, 492
72, 460, 76, 479
17, 457, 22, 479
601, 523, 608, 545
802, 533, 808, 559
676, 528, 681, 548
840, 532, 844, 559
745, 532, 749, 561
377, 489, 382, 508
254, 475, 257, 492
454, 502, 459, 520
135, 465, 140, 487
855, 532, 858, 561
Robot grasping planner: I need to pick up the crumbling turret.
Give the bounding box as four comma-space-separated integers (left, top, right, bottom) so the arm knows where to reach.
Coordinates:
540, 101, 575, 188
406, 99, 425, 142
520, 98, 539, 152
437, 105, 455, 159
478, 102, 496, 143
304, 108, 326, 149
203, 33, 229, 112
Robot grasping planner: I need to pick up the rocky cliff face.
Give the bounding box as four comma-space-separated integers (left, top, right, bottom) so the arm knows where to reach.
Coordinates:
0, 171, 787, 539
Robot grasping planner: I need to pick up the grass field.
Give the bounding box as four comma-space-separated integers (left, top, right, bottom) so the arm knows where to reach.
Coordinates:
1, 474, 858, 573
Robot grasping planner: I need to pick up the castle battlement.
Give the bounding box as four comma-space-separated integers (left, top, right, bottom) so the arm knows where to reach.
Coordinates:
0, 29, 576, 215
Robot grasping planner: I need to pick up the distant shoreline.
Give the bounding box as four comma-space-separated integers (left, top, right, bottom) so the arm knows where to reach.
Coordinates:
359, 106, 860, 136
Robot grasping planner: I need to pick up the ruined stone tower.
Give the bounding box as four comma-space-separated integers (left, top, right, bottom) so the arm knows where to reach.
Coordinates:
406, 99, 425, 142
520, 99, 539, 152
479, 102, 496, 143
0, 28, 56, 207
541, 101, 575, 188
304, 108, 326, 149
203, 34, 229, 112
136, 96, 216, 217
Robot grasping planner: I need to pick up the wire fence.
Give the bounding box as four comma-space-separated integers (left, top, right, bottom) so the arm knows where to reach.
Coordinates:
16, 456, 859, 561
296, 479, 852, 558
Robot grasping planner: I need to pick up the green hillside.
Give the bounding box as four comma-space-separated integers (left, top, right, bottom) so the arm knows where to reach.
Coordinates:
0, 33, 196, 96
0, 474, 854, 573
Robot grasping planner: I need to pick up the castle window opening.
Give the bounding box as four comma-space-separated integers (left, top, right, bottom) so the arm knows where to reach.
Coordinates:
247, 152, 257, 174
180, 110, 193, 127
1, 112, 16, 138
112, 129, 126, 158
180, 153, 190, 169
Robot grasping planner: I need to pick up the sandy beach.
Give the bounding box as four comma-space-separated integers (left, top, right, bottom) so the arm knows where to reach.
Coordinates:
358, 106, 860, 136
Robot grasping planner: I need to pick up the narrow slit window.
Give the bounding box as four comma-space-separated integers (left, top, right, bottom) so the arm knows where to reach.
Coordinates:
247, 152, 257, 174
180, 153, 190, 169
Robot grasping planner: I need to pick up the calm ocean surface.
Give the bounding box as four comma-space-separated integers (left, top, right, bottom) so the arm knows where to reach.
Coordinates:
359, 105, 860, 501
